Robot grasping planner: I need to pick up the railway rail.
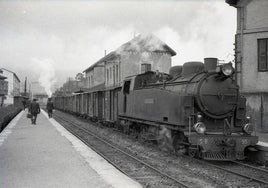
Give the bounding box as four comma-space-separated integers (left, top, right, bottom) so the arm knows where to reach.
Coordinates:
52, 110, 268, 187
53, 113, 192, 188
190, 157, 268, 186
230, 160, 268, 173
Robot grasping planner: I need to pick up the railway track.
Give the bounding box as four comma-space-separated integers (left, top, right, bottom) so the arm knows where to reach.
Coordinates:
230, 160, 268, 174
190, 157, 268, 186
53, 113, 192, 188
53, 110, 268, 187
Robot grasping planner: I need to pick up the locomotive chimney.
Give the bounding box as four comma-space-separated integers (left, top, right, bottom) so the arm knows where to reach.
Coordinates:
204, 57, 218, 71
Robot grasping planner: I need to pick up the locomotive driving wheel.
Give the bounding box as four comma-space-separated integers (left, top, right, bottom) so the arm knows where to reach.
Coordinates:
188, 146, 203, 158
188, 148, 196, 158
172, 132, 188, 155
157, 125, 172, 151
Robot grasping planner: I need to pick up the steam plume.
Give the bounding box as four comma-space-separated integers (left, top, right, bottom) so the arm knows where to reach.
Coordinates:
30, 58, 56, 97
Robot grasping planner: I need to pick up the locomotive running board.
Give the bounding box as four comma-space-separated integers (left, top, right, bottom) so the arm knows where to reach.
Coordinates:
118, 115, 184, 131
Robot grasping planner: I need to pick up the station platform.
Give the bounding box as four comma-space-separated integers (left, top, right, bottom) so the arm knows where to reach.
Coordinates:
0, 110, 142, 188
256, 132, 268, 143
254, 132, 268, 164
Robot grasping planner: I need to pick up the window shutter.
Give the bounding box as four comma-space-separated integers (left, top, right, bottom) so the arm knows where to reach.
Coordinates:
258, 39, 267, 71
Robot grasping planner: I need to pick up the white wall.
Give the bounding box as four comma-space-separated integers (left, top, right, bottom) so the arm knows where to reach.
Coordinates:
242, 32, 268, 92
237, 0, 268, 92
2, 70, 14, 104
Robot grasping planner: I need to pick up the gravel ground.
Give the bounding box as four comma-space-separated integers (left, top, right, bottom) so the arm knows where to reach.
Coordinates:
56, 111, 267, 188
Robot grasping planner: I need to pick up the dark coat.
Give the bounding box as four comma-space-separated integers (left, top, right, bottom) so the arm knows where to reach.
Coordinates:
46, 101, 54, 111
29, 102, 40, 115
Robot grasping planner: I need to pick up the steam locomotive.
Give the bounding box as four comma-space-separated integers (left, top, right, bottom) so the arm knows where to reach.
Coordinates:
54, 58, 258, 161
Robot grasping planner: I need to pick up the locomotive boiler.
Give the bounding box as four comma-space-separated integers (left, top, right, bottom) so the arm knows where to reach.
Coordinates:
118, 58, 258, 160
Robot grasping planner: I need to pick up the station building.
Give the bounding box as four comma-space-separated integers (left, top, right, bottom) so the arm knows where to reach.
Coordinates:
80, 34, 176, 120
226, 0, 268, 132
0, 70, 8, 106
0, 68, 20, 105
83, 34, 176, 90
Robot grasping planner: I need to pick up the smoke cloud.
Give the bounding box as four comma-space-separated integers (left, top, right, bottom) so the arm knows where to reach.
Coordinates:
115, 34, 171, 68
30, 58, 57, 97
116, 34, 169, 54
0, 1, 236, 87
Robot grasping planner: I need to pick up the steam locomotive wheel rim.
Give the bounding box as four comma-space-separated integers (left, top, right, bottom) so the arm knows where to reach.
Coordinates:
188, 149, 196, 158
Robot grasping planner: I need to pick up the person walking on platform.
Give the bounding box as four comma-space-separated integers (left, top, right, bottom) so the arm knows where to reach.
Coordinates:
28, 99, 40, 125
46, 98, 54, 118
22, 99, 26, 111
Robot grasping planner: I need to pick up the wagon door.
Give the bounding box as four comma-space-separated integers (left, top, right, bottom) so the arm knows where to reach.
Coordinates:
110, 90, 114, 121
113, 88, 120, 121
97, 91, 103, 119
93, 92, 97, 117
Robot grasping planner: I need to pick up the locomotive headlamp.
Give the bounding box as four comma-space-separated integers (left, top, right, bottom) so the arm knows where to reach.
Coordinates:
221, 63, 234, 76
243, 123, 253, 135
194, 122, 206, 134
197, 113, 203, 122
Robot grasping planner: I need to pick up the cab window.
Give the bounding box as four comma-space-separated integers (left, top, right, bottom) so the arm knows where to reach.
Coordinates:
123, 80, 131, 94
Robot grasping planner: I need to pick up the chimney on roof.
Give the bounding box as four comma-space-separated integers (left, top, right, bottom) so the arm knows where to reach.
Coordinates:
104, 50, 107, 56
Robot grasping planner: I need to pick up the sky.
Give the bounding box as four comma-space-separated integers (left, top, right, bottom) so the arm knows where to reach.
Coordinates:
0, 0, 237, 96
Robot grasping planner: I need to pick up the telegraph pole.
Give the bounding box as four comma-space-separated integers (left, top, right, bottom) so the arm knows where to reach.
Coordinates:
24, 77, 27, 96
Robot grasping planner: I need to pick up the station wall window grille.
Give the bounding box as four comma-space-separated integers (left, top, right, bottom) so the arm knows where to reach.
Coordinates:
258, 38, 268, 72
113, 66, 115, 84
116, 65, 118, 83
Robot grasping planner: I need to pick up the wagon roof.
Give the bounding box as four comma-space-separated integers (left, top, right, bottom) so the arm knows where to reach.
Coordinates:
84, 83, 106, 93
73, 88, 87, 94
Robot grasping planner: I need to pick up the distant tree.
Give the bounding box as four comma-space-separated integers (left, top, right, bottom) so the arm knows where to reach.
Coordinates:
75, 73, 84, 81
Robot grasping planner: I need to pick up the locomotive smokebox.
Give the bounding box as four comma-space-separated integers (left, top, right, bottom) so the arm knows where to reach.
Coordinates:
204, 57, 218, 71
169, 66, 182, 78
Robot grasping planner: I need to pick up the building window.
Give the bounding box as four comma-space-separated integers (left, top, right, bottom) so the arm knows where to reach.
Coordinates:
141, 63, 151, 73
110, 67, 112, 79
107, 69, 109, 83
118, 64, 121, 82
116, 65, 118, 83
113, 66, 115, 84
258, 38, 268, 72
